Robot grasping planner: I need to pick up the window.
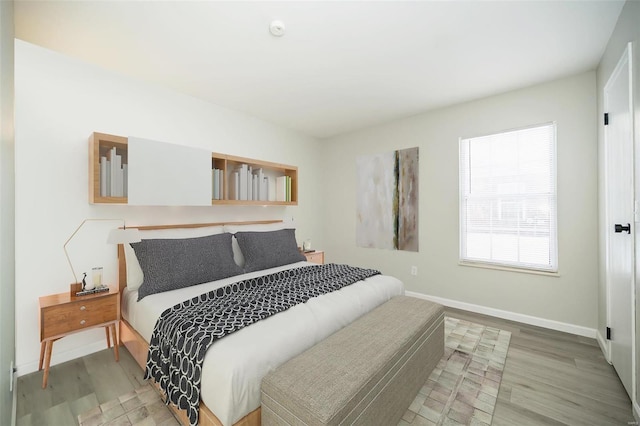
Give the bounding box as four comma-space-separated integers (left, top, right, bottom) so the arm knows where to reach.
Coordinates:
459, 123, 557, 272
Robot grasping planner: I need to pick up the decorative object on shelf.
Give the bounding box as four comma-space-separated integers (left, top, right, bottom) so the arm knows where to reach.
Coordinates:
303, 239, 312, 251
64, 219, 141, 297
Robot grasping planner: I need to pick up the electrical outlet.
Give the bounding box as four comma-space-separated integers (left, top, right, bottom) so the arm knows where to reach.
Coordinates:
411, 266, 418, 276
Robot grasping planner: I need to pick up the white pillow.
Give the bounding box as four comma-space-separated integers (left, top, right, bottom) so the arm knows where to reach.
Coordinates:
224, 222, 293, 268
124, 225, 225, 290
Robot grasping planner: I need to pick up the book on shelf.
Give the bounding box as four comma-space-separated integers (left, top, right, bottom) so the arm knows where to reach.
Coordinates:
229, 171, 239, 200
219, 171, 224, 200
252, 168, 265, 201
237, 164, 248, 200
109, 148, 118, 197
100, 156, 107, 197
268, 176, 276, 202
212, 168, 226, 200
261, 176, 269, 202
252, 173, 257, 201
105, 159, 111, 196
116, 159, 124, 197
123, 164, 128, 197
253, 174, 259, 201
212, 169, 219, 200
276, 175, 287, 202
248, 165, 254, 201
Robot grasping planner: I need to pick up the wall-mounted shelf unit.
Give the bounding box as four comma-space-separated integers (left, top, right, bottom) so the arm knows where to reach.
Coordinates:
211, 153, 298, 206
88, 132, 298, 206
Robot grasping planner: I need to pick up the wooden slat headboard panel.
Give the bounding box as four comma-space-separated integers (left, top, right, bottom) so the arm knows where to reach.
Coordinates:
117, 220, 283, 293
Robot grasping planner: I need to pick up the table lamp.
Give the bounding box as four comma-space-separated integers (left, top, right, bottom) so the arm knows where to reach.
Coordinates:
64, 219, 141, 295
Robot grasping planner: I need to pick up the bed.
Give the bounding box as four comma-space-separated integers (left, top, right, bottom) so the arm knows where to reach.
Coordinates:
117, 221, 404, 426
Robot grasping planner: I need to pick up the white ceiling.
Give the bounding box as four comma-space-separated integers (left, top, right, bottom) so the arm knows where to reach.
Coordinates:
15, 1, 624, 139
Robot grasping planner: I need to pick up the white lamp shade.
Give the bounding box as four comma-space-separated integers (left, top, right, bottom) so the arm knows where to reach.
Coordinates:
107, 228, 142, 244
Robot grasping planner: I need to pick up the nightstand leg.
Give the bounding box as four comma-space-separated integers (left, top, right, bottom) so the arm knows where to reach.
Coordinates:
38, 342, 45, 371
110, 324, 119, 362
105, 327, 111, 348
42, 340, 53, 389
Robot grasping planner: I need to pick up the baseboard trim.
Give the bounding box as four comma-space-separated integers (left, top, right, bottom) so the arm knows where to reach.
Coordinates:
11, 374, 16, 426
405, 291, 597, 338
596, 329, 611, 363
15, 340, 109, 377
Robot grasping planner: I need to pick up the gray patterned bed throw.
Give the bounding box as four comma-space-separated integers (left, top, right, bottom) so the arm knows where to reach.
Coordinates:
144, 264, 381, 425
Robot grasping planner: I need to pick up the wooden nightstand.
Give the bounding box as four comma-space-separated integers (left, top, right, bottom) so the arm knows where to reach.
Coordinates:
38, 286, 120, 388
303, 250, 324, 265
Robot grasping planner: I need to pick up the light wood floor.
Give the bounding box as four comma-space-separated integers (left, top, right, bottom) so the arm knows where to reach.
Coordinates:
444, 307, 634, 426
16, 345, 147, 426
16, 309, 635, 425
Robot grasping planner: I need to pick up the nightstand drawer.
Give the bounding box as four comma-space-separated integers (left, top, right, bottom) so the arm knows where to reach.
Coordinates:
304, 251, 324, 265
41, 294, 118, 340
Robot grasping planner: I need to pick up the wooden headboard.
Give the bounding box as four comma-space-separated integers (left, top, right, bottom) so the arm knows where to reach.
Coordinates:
117, 220, 283, 293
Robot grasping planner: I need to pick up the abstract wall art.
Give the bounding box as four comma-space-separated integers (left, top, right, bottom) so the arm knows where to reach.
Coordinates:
356, 147, 419, 252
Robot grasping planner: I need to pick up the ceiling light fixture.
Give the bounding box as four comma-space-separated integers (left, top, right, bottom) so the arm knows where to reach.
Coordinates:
269, 20, 285, 37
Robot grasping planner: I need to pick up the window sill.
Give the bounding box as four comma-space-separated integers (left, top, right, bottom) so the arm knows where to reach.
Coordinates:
458, 261, 560, 277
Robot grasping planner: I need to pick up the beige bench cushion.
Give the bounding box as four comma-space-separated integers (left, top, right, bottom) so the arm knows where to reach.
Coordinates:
261, 295, 444, 425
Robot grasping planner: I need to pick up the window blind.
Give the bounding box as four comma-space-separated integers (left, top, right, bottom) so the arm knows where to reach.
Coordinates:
459, 123, 557, 272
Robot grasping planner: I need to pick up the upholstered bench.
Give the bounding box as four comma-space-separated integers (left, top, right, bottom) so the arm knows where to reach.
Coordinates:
261, 296, 445, 426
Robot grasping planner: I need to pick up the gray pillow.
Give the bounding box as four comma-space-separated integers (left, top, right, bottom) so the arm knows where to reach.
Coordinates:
235, 229, 306, 273
132, 233, 243, 301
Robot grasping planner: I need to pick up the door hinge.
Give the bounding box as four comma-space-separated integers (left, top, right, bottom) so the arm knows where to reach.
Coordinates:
604, 113, 609, 126
9, 361, 16, 392
606, 327, 612, 340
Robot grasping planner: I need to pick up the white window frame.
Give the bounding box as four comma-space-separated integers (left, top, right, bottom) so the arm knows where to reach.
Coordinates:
459, 122, 558, 273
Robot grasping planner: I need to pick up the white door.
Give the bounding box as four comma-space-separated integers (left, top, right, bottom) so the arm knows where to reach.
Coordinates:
605, 42, 635, 399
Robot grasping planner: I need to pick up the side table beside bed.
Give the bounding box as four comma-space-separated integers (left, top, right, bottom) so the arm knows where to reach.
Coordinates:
38, 286, 120, 388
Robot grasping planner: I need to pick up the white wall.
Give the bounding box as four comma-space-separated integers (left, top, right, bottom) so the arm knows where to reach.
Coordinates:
14, 40, 322, 374
596, 0, 640, 411
321, 72, 598, 331
0, 0, 15, 423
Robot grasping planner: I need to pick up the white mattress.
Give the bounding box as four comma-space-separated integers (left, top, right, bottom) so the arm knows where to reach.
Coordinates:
121, 261, 404, 426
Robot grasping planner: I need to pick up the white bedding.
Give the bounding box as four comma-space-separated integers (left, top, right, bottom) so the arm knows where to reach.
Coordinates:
121, 261, 404, 426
